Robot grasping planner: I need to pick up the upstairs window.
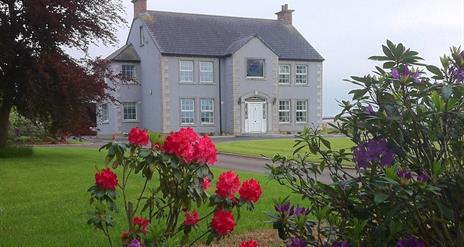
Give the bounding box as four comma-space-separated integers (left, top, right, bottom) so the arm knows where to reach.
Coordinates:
279, 64, 291, 84
295, 100, 308, 123
199, 61, 214, 83
122, 65, 136, 80
180, 61, 194, 83
246, 59, 264, 78
296, 65, 308, 85
122, 102, 137, 121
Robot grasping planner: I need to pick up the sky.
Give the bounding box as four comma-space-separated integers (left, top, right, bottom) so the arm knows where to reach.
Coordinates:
76, 0, 464, 117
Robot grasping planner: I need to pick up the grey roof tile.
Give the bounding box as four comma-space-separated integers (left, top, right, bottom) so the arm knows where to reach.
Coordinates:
139, 11, 323, 61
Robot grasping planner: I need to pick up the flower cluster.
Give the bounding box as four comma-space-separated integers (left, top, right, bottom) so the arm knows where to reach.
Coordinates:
391, 65, 422, 84
132, 216, 150, 234
240, 240, 258, 247
396, 236, 426, 247
184, 210, 199, 226
354, 139, 395, 168
275, 203, 310, 217
211, 209, 236, 236
163, 128, 217, 165
128, 127, 149, 146
216, 170, 241, 199
330, 240, 351, 247
239, 179, 262, 203
288, 238, 306, 247
202, 177, 211, 190
95, 168, 118, 191
127, 239, 144, 247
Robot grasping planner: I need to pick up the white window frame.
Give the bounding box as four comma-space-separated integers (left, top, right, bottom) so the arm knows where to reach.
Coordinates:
295, 100, 308, 123
199, 61, 214, 83
179, 60, 194, 83
101, 103, 109, 124
122, 102, 138, 122
200, 98, 214, 124
246, 58, 265, 78
180, 98, 195, 125
121, 64, 136, 80
295, 65, 308, 85
279, 100, 291, 123
279, 64, 291, 85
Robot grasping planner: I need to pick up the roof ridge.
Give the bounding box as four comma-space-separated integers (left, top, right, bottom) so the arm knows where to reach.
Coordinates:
146, 10, 280, 22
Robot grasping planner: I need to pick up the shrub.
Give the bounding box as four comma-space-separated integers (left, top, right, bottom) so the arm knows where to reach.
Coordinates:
268, 41, 464, 246
87, 127, 262, 246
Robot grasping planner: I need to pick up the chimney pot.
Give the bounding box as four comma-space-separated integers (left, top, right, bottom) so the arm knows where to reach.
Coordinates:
132, 0, 147, 18
276, 4, 294, 25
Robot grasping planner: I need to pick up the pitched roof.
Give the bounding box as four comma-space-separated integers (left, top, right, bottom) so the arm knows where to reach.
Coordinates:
139, 11, 324, 61
107, 44, 140, 62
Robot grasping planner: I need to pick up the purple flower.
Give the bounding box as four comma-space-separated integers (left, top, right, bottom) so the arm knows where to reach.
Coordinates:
128, 239, 145, 247
288, 238, 306, 247
354, 139, 395, 169
391, 68, 401, 79
397, 169, 412, 180
330, 241, 351, 247
290, 206, 310, 217
364, 104, 376, 115
391, 65, 423, 83
396, 236, 426, 247
453, 67, 464, 83
417, 171, 430, 183
275, 203, 291, 213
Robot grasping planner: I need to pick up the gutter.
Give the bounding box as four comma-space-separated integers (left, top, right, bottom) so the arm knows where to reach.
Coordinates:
218, 59, 223, 134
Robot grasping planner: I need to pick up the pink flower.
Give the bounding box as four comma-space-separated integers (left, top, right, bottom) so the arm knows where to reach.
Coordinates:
184, 210, 199, 226
128, 127, 149, 146
195, 135, 217, 165
216, 171, 240, 199
240, 240, 259, 247
202, 177, 211, 190
239, 179, 262, 203
132, 216, 150, 234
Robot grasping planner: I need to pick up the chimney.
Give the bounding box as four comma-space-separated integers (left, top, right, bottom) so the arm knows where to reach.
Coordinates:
132, 0, 147, 18
275, 4, 294, 25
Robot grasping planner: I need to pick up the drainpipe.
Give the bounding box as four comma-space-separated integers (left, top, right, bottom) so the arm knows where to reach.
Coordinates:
218, 59, 223, 135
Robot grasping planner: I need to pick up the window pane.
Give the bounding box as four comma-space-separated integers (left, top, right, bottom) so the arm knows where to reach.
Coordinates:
279, 65, 290, 84
123, 103, 137, 120
181, 99, 195, 124
295, 100, 307, 122
122, 65, 135, 79
180, 61, 194, 82
199, 62, 213, 83
247, 59, 264, 77
296, 65, 308, 84
101, 104, 109, 122
279, 100, 290, 123
200, 99, 214, 124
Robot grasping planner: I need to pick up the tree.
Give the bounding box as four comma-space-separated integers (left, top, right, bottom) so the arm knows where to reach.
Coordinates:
0, 0, 126, 147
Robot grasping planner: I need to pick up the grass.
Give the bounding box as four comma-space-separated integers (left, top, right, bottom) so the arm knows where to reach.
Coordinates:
0, 147, 301, 247
216, 137, 354, 160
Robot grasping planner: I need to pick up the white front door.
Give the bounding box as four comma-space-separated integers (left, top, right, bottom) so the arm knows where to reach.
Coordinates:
247, 102, 264, 133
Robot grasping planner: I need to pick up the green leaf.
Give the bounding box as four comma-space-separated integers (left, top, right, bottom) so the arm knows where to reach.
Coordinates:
349, 88, 368, 100
426, 65, 444, 78
369, 56, 391, 61
441, 85, 453, 100
374, 192, 389, 205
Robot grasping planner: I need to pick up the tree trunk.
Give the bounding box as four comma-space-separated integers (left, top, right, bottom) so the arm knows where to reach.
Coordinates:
0, 105, 12, 148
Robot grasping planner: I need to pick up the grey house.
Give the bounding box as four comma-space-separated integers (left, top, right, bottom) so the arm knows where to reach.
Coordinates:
98, 0, 323, 136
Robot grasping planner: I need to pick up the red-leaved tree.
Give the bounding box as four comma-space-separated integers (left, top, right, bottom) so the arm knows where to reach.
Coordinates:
0, 0, 126, 147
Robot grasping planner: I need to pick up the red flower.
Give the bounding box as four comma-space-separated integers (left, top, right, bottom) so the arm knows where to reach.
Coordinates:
163, 128, 217, 165
132, 216, 150, 234
239, 179, 262, 203
216, 171, 240, 199
163, 128, 199, 164
195, 135, 217, 165
184, 210, 200, 226
128, 127, 149, 146
202, 177, 211, 190
211, 209, 235, 236
120, 231, 129, 240
240, 240, 259, 247
95, 168, 118, 190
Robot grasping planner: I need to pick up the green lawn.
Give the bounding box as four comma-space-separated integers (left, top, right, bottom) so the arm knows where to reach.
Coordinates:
0, 147, 300, 247
216, 137, 354, 160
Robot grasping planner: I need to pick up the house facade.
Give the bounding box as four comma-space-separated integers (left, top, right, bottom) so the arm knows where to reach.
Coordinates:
98, 0, 324, 136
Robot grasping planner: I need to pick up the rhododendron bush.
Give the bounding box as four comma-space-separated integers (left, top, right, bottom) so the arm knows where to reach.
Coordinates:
87, 127, 262, 246
268, 42, 464, 246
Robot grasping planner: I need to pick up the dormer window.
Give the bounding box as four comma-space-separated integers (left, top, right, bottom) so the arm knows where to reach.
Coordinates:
246, 59, 264, 78
122, 65, 136, 80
